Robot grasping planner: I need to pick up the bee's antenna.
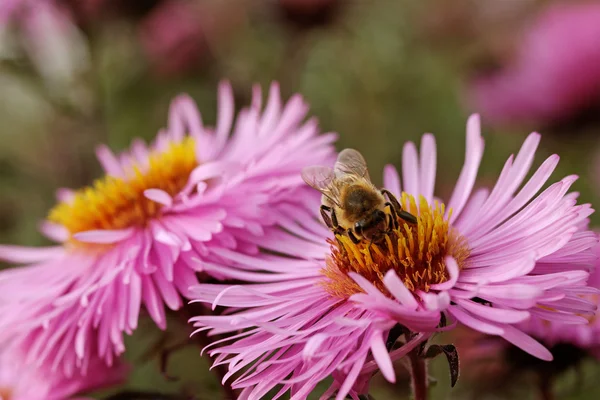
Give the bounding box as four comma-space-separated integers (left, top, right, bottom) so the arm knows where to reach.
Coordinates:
367, 235, 377, 252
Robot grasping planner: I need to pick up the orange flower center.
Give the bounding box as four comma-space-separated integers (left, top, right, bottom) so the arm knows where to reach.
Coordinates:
322, 193, 470, 299
0, 387, 12, 400
48, 137, 198, 239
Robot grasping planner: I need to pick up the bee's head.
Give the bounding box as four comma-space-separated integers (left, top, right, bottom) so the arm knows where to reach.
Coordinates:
355, 209, 388, 242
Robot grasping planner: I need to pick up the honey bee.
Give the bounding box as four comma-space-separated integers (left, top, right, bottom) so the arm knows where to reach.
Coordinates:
302, 148, 417, 244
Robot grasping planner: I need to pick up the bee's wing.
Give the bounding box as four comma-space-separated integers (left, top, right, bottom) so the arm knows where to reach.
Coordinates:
301, 165, 341, 206
334, 148, 371, 181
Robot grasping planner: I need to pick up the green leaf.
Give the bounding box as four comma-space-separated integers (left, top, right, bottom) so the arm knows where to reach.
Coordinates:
423, 344, 460, 387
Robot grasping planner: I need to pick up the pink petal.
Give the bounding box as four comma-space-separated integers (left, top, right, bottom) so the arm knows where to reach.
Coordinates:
402, 141, 420, 198
39, 221, 70, 242
447, 114, 484, 222
383, 270, 418, 309
303, 334, 327, 360
449, 305, 504, 335
73, 228, 135, 244
370, 331, 395, 383
56, 187, 75, 203
0, 245, 64, 263
168, 94, 204, 141
143, 189, 172, 207
335, 355, 366, 400
383, 164, 401, 197
455, 299, 530, 323
419, 133, 437, 203
214, 80, 234, 151
95, 144, 124, 177
501, 325, 552, 361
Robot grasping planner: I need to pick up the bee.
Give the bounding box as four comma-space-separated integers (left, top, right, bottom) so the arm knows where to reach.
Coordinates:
302, 148, 417, 244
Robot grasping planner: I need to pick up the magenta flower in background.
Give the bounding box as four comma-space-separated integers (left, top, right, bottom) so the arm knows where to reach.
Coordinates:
0, 0, 22, 23
138, 0, 207, 76
468, 2, 600, 125
20, 1, 89, 87
0, 345, 126, 400
138, 0, 245, 76
0, 81, 336, 376
190, 114, 597, 399
0, 0, 89, 88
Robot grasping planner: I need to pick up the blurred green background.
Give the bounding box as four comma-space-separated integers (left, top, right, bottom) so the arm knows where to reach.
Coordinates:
1, 0, 600, 399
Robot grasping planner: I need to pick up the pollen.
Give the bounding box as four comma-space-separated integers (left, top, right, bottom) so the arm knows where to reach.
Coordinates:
322, 193, 470, 299
48, 137, 198, 240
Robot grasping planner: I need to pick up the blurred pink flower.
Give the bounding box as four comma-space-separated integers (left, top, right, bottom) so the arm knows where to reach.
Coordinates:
138, 1, 246, 76
190, 115, 596, 399
0, 346, 126, 400
0, 0, 22, 22
138, 0, 206, 76
1, 0, 89, 87
0, 81, 336, 376
468, 2, 600, 125
21, 1, 89, 86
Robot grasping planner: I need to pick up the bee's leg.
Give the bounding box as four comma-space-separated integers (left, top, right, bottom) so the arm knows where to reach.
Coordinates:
347, 229, 360, 244
330, 208, 347, 235
320, 205, 335, 230
385, 211, 397, 232
381, 188, 403, 216
367, 236, 376, 251
384, 202, 399, 230
398, 209, 418, 225
381, 189, 417, 224
330, 208, 339, 229
322, 205, 345, 235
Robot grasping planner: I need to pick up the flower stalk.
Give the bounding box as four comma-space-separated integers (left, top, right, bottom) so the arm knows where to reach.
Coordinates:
409, 349, 428, 400
538, 374, 554, 400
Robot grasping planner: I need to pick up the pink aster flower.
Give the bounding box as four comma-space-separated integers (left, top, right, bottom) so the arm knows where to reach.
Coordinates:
451, 244, 600, 398
468, 2, 600, 125
0, 81, 336, 376
0, 345, 126, 400
190, 114, 596, 399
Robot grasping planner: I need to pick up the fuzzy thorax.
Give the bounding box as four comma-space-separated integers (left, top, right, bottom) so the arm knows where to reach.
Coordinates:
323, 193, 470, 298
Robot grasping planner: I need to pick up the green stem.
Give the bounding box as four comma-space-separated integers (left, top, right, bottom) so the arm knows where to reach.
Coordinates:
538, 374, 554, 400
181, 303, 238, 400
409, 349, 428, 400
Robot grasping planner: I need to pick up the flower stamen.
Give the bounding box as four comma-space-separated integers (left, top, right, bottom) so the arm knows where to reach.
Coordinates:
322, 193, 470, 298
48, 137, 198, 240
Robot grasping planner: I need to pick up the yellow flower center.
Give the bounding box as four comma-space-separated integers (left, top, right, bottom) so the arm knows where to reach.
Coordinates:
322, 193, 470, 299
48, 137, 198, 238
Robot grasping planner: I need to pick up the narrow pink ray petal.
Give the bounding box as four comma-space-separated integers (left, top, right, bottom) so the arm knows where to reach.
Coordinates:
143, 189, 172, 207
73, 228, 135, 244
95, 144, 125, 178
